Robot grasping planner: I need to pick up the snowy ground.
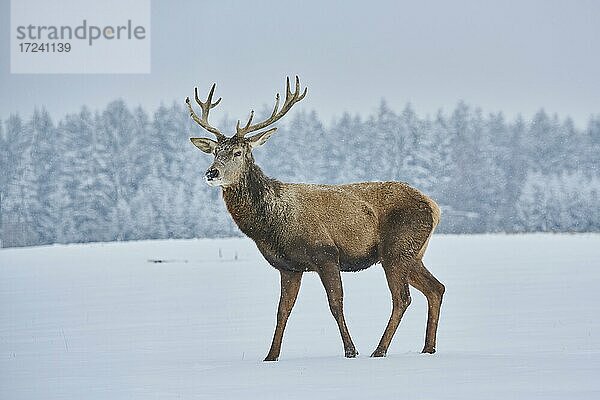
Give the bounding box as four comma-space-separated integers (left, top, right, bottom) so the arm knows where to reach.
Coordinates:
1, 234, 599, 399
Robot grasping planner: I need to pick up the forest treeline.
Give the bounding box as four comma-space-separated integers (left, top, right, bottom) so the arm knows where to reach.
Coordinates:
1, 100, 598, 247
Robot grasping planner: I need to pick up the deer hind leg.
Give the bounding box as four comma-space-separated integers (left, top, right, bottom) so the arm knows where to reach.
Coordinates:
264, 269, 303, 361
317, 264, 358, 358
371, 260, 412, 357
372, 205, 435, 357
408, 260, 445, 353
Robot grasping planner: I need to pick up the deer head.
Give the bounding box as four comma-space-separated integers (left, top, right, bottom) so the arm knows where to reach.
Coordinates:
187, 76, 307, 187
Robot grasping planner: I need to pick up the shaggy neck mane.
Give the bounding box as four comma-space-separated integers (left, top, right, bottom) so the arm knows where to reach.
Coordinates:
222, 161, 286, 240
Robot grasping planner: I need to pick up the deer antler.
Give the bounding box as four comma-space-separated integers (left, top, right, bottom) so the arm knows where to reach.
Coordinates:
235, 76, 307, 137
186, 84, 226, 141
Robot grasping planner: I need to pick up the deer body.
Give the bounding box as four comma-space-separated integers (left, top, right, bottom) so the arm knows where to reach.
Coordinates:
187, 77, 445, 361
223, 163, 438, 274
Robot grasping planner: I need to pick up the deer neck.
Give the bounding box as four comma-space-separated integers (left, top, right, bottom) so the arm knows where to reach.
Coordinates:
221, 162, 285, 240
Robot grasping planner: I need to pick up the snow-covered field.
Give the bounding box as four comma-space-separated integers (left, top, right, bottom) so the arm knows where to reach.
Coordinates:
1, 234, 599, 399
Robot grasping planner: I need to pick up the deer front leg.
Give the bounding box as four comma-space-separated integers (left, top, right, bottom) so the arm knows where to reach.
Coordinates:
264, 269, 303, 361
317, 265, 358, 358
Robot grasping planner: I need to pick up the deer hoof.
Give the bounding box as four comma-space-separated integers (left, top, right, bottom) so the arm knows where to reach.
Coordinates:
345, 348, 358, 358
370, 348, 387, 357
263, 354, 279, 362
421, 346, 436, 354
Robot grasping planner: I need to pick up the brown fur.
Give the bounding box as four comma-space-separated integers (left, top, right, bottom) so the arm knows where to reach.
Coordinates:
220, 160, 445, 360
187, 78, 444, 361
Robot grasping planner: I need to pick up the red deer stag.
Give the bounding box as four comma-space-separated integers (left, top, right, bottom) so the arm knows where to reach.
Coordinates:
187, 77, 445, 361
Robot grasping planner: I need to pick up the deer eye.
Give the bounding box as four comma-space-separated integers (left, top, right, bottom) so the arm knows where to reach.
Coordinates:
233, 150, 242, 157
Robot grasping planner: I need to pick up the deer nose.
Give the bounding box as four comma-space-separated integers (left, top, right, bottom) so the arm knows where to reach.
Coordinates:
205, 168, 220, 180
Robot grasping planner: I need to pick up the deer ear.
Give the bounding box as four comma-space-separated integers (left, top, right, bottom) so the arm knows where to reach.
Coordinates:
248, 128, 277, 149
190, 137, 218, 154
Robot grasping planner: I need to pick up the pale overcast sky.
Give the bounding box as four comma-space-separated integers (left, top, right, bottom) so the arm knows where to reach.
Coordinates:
1, 0, 599, 128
